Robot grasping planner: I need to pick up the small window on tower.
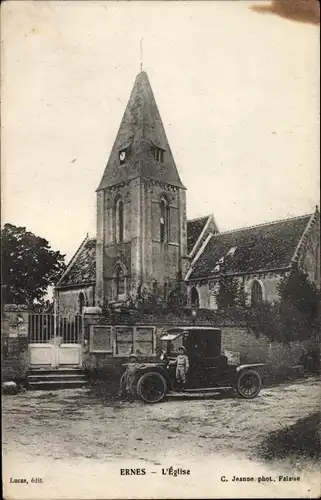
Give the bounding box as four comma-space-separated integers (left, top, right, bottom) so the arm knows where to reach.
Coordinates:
152, 146, 165, 163
114, 196, 124, 243
160, 196, 169, 243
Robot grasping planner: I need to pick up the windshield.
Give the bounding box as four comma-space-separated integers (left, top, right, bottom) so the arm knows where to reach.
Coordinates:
159, 335, 183, 356
160, 328, 222, 358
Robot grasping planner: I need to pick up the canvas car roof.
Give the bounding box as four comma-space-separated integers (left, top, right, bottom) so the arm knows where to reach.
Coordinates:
167, 327, 221, 330
160, 327, 221, 341
160, 332, 183, 341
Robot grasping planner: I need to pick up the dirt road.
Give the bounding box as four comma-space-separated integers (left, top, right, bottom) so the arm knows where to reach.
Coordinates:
3, 377, 320, 499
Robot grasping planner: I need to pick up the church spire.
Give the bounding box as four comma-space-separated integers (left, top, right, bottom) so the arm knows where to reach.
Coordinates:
97, 71, 185, 191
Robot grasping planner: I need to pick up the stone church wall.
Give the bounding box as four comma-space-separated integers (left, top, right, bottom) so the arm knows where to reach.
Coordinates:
103, 242, 132, 303
187, 272, 287, 310
57, 285, 95, 314
96, 180, 137, 306
243, 272, 286, 304
97, 178, 186, 304
185, 214, 320, 311
103, 183, 134, 246
144, 180, 184, 289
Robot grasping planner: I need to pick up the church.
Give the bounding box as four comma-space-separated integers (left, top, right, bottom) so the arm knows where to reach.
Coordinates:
56, 71, 320, 314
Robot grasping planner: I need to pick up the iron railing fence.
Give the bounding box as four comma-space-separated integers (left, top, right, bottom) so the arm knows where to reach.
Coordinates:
28, 313, 83, 344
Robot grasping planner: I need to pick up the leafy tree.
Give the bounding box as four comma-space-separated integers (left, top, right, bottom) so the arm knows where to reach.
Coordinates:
278, 267, 319, 316
31, 299, 54, 313
277, 267, 320, 342
2, 223, 66, 306
215, 274, 239, 309
245, 302, 280, 341
235, 282, 249, 308
246, 267, 320, 343
166, 278, 188, 309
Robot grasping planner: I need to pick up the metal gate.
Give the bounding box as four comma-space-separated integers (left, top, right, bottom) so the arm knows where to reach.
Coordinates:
28, 313, 83, 369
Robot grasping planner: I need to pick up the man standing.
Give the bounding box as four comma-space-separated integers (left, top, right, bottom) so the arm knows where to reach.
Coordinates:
170, 345, 189, 391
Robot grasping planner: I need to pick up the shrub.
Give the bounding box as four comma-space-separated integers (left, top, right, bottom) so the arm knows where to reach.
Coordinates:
245, 267, 321, 344
215, 274, 239, 309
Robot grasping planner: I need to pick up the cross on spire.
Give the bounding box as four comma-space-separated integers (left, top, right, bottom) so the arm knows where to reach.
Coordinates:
140, 38, 143, 72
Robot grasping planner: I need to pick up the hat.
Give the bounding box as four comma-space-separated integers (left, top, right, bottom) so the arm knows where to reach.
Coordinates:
178, 345, 186, 353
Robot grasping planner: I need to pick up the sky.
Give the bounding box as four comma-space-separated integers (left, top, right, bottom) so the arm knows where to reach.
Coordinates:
1, 0, 320, 262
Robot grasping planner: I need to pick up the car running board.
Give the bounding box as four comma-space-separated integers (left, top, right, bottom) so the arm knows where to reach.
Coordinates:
184, 386, 233, 393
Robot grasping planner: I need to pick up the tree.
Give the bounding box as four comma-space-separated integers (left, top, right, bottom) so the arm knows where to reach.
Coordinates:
215, 274, 239, 309
235, 282, 249, 308
245, 302, 280, 341
166, 277, 188, 309
2, 223, 66, 306
245, 267, 320, 343
278, 267, 319, 316
277, 267, 320, 342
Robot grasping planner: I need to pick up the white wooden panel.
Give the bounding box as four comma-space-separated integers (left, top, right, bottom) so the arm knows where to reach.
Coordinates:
114, 326, 134, 356
29, 345, 54, 367
135, 326, 155, 356
57, 345, 82, 366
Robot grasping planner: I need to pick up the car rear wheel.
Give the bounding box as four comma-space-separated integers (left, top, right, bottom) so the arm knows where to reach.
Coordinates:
236, 369, 262, 399
136, 372, 167, 403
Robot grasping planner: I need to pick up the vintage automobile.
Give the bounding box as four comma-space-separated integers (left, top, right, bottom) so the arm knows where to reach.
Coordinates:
120, 327, 264, 403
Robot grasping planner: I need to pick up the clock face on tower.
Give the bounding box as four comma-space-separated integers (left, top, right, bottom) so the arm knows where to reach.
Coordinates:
119, 151, 126, 163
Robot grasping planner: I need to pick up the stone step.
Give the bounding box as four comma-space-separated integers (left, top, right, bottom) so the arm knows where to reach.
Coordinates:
28, 379, 88, 390
28, 373, 87, 383
28, 368, 85, 375
27, 369, 88, 390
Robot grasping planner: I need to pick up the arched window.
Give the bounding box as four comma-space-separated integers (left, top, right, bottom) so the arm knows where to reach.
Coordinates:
251, 280, 263, 307
114, 264, 127, 301
190, 286, 199, 307
114, 196, 124, 243
160, 196, 169, 243
78, 292, 85, 313
116, 267, 125, 297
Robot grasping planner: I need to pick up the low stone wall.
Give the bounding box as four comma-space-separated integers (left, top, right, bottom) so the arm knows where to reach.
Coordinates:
221, 326, 320, 384
83, 311, 317, 387
2, 337, 29, 383
221, 326, 271, 364
2, 309, 29, 383
221, 325, 318, 366
1, 306, 315, 388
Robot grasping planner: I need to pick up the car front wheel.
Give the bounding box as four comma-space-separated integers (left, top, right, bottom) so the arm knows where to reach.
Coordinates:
136, 372, 167, 404
236, 369, 262, 399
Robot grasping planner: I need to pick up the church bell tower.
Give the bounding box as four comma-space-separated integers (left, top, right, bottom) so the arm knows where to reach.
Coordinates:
95, 71, 187, 305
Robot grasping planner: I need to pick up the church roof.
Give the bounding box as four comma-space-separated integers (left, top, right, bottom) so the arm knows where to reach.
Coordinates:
187, 213, 314, 280
56, 211, 317, 288
56, 215, 212, 288
97, 71, 185, 191
187, 216, 211, 255
57, 237, 96, 287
